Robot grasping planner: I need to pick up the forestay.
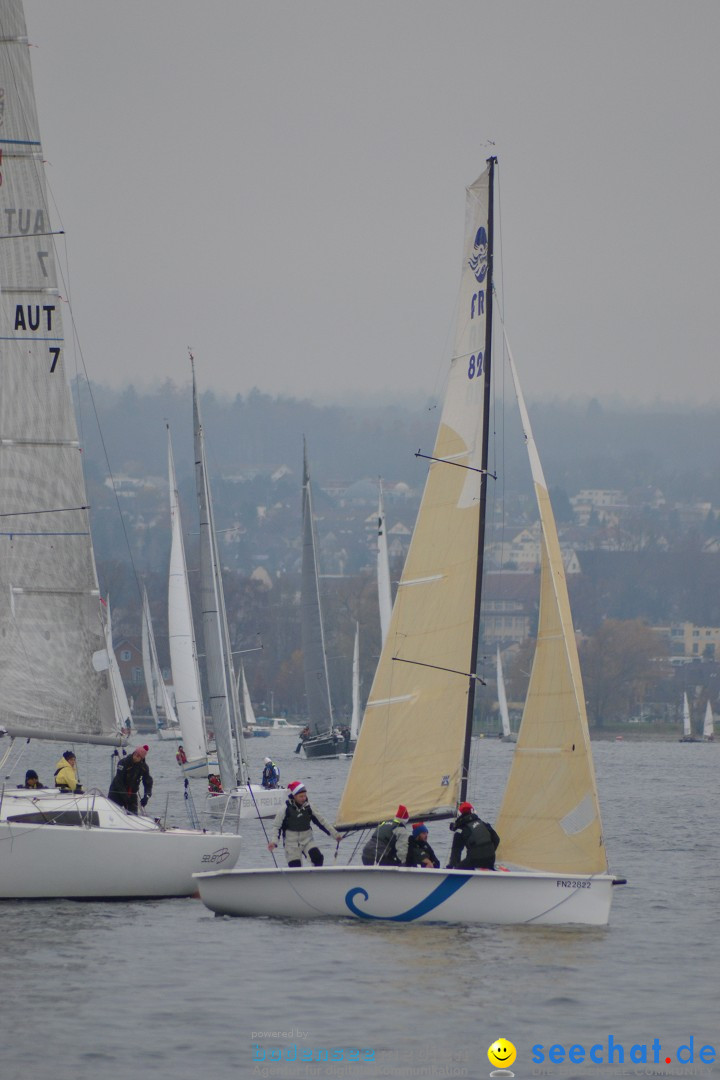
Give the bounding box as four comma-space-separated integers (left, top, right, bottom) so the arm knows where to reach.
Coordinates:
337, 169, 491, 828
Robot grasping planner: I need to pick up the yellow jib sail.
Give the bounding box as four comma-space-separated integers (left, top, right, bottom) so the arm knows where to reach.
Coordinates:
336, 168, 492, 828
495, 338, 607, 874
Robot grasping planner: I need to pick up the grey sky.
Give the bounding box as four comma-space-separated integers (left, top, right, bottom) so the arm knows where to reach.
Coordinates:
24, 1, 720, 406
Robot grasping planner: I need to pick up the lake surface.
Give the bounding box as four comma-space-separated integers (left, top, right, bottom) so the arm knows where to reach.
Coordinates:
1, 734, 718, 1080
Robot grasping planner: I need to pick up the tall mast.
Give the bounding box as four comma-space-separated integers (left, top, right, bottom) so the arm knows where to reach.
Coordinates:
460, 154, 496, 802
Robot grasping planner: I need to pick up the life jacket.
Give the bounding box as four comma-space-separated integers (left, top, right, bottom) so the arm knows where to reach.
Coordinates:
362, 820, 403, 865
280, 798, 315, 834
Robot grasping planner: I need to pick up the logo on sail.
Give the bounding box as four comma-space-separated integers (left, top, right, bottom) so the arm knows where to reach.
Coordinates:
468, 226, 488, 283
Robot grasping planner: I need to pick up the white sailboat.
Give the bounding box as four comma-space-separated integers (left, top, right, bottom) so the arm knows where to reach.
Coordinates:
298, 440, 354, 758
167, 431, 217, 777
141, 585, 182, 741
192, 365, 285, 820
196, 159, 624, 925
496, 646, 516, 743
0, 1, 241, 898
678, 692, 698, 743
104, 595, 133, 735
702, 700, 714, 742
238, 661, 266, 736
377, 484, 392, 645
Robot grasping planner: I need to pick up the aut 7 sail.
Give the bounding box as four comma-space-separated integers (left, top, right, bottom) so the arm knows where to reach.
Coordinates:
495, 331, 607, 875
0, 10, 117, 743
337, 166, 492, 828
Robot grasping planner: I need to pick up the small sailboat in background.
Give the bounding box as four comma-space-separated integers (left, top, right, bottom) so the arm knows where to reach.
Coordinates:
702, 700, 714, 742
103, 595, 133, 735
238, 661, 270, 737
167, 431, 217, 777
298, 440, 355, 759
496, 646, 516, 743
141, 586, 182, 741
196, 158, 624, 924
678, 692, 699, 742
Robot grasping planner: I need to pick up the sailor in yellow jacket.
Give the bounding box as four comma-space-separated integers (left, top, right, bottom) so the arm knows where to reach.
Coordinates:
53, 750, 83, 793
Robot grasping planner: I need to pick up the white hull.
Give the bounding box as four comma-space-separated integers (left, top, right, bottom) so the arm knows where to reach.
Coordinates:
195, 865, 618, 926
0, 790, 241, 900
156, 728, 182, 742
182, 755, 219, 779
205, 785, 286, 820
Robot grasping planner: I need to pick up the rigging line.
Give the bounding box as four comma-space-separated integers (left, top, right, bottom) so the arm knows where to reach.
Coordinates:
415, 450, 497, 480
0, 504, 88, 518
392, 656, 487, 685
0, 229, 65, 240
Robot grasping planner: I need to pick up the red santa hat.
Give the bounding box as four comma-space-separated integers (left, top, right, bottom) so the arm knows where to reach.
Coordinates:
458, 801, 474, 815
287, 781, 306, 797
395, 804, 410, 820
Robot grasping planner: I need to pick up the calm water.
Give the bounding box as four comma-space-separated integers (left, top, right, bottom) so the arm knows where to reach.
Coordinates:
1, 734, 718, 1080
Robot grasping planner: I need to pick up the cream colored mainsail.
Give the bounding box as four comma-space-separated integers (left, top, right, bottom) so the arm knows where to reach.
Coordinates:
494, 332, 607, 874
336, 168, 491, 828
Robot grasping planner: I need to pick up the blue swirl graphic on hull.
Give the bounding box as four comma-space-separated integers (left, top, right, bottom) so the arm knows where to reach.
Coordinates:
344, 873, 472, 921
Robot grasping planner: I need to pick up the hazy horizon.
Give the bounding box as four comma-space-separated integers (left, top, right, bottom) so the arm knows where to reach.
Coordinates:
25, 1, 720, 407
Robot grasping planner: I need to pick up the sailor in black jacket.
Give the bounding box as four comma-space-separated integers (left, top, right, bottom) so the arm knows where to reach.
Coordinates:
406, 823, 440, 868
447, 802, 500, 870
268, 781, 342, 867
108, 745, 153, 815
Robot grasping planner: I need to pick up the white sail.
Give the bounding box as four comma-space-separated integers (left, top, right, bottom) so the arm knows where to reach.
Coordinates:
167, 431, 207, 765
495, 328, 607, 875
496, 646, 511, 739
104, 596, 132, 732
141, 588, 160, 730
239, 661, 257, 728
141, 585, 179, 736
337, 168, 490, 828
350, 622, 361, 740
193, 364, 247, 789
377, 485, 392, 645
703, 700, 714, 740
682, 692, 692, 738
0, 9, 117, 745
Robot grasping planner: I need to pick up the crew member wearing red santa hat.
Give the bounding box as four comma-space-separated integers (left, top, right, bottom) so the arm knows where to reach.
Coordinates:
268, 781, 343, 867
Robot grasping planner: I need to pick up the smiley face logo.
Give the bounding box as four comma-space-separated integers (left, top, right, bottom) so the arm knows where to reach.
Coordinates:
488, 1038, 517, 1071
